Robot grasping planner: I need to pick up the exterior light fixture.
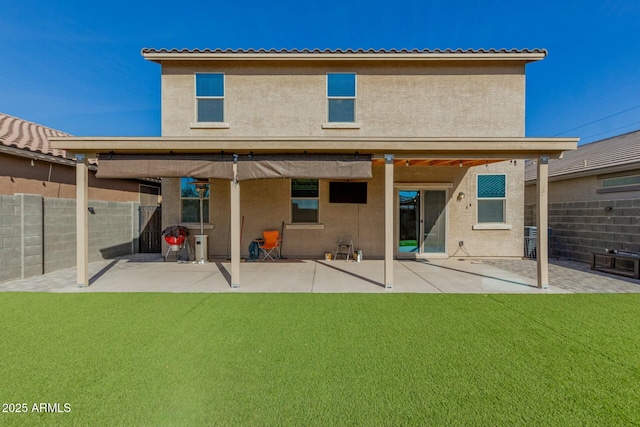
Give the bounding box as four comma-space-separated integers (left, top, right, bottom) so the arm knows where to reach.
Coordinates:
457, 192, 465, 201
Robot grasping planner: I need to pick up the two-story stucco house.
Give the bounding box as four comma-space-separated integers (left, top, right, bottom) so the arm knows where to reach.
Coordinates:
52, 48, 577, 289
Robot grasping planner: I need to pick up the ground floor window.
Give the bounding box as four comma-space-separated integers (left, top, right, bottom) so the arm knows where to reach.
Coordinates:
477, 174, 506, 223
291, 179, 319, 223
181, 177, 209, 223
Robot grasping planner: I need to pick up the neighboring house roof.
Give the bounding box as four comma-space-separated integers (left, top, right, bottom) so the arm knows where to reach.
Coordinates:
142, 47, 547, 63
525, 129, 640, 182
0, 112, 70, 160
1, 113, 161, 183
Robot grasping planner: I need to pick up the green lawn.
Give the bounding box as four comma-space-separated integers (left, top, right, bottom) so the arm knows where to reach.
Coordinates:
1, 293, 639, 426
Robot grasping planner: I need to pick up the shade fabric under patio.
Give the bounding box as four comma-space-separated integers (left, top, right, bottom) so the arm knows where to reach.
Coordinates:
95, 153, 372, 180
96, 153, 234, 179
236, 154, 372, 180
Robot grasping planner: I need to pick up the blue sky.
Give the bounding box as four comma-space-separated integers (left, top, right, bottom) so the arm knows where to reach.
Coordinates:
1, 0, 639, 145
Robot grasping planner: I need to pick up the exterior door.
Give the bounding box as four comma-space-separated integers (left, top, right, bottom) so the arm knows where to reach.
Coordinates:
139, 206, 162, 253
398, 189, 447, 255
422, 190, 446, 253
399, 191, 420, 253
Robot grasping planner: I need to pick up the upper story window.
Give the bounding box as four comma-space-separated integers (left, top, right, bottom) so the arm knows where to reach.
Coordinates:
477, 174, 506, 223
196, 73, 224, 122
291, 179, 319, 223
181, 177, 210, 223
327, 73, 356, 122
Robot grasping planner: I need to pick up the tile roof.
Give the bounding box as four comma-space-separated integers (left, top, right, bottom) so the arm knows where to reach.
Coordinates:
142, 47, 547, 55
525, 129, 640, 181
0, 112, 70, 159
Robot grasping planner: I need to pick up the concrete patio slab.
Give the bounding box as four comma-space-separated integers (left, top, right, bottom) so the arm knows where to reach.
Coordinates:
1, 254, 638, 293
0, 254, 640, 294
398, 259, 567, 293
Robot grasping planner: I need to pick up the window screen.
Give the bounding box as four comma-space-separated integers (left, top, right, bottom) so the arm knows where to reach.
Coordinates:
196, 73, 224, 122
477, 174, 506, 223
327, 73, 355, 123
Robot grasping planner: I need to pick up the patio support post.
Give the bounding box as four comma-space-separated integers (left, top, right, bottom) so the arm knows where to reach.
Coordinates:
76, 155, 89, 287
230, 154, 240, 288
384, 154, 394, 289
536, 155, 549, 289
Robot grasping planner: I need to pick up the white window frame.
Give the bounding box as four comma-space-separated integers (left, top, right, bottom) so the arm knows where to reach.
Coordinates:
476, 173, 507, 224
326, 73, 356, 123
195, 73, 225, 123
290, 179, 320, 224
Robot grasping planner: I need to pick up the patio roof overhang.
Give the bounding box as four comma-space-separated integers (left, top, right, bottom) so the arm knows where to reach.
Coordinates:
50, 136, 578, 162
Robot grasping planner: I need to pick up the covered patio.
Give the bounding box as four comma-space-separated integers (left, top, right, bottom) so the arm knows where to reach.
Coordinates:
54, 255, 566, 294
50, 136, 578, 290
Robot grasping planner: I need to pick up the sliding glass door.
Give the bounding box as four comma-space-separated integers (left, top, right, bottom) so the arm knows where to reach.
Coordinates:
398, 189, 447, 255
399, 191, 420, 253
422, 190, 447, 253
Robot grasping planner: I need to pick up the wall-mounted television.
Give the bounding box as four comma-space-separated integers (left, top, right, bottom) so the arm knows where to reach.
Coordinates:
329, 182, 367, 204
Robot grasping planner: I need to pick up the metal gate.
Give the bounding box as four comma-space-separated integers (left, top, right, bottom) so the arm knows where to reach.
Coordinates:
139, 206, 162, 253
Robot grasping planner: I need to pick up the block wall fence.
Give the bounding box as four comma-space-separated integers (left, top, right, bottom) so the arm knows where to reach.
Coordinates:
0, 194, 139, 283
525, 198, 640, 263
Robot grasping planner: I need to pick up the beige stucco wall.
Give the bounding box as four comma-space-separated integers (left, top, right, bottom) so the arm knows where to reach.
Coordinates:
162, 159, 523, 259
161, 61, 525, 137
0, 154, 157, 203
158, 58, 526, 258
525, 175, 640, 205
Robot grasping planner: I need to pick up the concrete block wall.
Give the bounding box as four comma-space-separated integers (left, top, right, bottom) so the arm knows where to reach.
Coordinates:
0, 195, 43, 283
43, 199, 140, 273
525, 198, 640, 262
0, 196, 21, 282
0, 195, 139, 282
87, 200, 140, 260
43, 198, 76, 272
20, 195, 44, 278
